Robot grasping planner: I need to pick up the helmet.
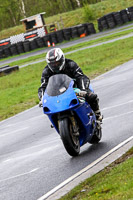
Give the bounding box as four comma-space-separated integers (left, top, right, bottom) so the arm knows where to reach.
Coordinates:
46, 48, 65, 73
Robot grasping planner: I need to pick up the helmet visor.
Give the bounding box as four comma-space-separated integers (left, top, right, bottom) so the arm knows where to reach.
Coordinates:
48, 58, 64, 72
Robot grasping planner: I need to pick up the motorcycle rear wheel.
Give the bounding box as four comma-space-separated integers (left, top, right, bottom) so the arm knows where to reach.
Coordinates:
89, 125, 102, 144
59, 117, 80, 157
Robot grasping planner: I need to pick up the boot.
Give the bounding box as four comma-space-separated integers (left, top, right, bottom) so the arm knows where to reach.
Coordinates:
94, 110, 103, 122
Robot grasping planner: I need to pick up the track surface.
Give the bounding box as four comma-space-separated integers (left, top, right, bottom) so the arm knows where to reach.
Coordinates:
0, 59, 133, 200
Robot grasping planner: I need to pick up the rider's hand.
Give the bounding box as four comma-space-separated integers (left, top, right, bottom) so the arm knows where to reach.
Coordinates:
39, 100, 42, 107
78, 91, 87, 97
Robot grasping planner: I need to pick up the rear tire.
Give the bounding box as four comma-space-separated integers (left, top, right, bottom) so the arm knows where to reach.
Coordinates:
59, 118, 80, 157
89, 123, 102, 144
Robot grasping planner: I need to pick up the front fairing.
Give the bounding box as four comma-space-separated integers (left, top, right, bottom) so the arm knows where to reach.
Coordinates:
42, 75, 79, 114
43, 86, 79, 114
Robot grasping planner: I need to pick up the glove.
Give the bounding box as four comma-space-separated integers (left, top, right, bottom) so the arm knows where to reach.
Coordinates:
78, 90, 87, 97
39, 100, 42, 107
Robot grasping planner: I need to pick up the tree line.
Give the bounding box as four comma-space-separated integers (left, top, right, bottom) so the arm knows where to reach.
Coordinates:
0, 0, 101, 31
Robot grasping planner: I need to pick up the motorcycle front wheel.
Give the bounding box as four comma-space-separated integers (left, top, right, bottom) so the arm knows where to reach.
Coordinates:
59, 117, 80, 157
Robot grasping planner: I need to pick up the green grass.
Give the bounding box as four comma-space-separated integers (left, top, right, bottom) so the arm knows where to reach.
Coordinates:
0, 34, 133, 121
59, 148, 133, 200
0, 0, 133, 40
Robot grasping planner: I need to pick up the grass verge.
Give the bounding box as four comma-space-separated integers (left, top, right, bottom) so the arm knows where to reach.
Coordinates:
59, 147, 133, 200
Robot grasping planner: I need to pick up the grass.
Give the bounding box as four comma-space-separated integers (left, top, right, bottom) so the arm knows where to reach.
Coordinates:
59, 147, 133, 200
0, 34, 133, 121
0, 0, 133, 40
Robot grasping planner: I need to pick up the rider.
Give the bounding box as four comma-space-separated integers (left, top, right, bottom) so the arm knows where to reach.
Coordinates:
38, 48, 102, 121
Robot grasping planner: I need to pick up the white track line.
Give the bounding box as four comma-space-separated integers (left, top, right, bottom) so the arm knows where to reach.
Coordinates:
0, 168, 39, 183
0, 127, 29, 137
104, 110, 133, 121
37, 136, 133, 200
102, 99, 133, 111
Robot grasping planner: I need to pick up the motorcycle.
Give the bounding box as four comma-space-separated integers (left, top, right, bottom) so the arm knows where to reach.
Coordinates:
42, 74, 102, 157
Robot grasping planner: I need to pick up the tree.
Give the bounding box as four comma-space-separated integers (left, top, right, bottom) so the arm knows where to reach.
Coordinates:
19, 0, 26, 18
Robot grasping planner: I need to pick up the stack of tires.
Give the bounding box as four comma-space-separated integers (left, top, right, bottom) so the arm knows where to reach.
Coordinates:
104, 13, 116, 29
35, 37, 44, 48
0, 49, 4, 59
62, 28, 71, 40
77, 24, 86, 36
50, 32, 58, 44
120, 9, 129, 23
98, 7, 133, 32
42, 34, 51, 47
29, 39, 38, 51
0, 22, 96, 59
97, 17, 108, 31
10, 44, 19, 56
3, 46, 12, 58
70, 26, 79, 39
23, 41, 30, 52
85, 23, 96, 34
16, 42, 25, 54
128, 6, 133, 21
112, 12, 124, 26
55, 30, 64, 43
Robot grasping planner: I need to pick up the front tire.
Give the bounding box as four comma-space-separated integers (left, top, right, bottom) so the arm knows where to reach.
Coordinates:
59, 117, 80, 157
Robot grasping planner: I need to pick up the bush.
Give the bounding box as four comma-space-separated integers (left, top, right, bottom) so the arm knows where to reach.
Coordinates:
82, 4, 95, 21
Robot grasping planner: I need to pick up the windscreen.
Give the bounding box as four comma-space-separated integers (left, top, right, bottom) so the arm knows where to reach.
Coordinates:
46, 74, 72, 96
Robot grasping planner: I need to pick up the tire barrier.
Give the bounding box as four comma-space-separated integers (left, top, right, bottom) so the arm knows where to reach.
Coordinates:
42, 34, 51, 47
10, 44, 19, 56
35, 37, 45, 48
105, 13, 116, 29
16, 42, 25, 54
113, 12, 124, 26
1, 6, 133, 59
71, 26, 79, 38
77, 24, 86, 36
85, 23, 96, 34
0, 49, 4, 58
3, 46, 12, 58
0, 65, 19, 77
62, 28, 71, 40
29, 39, 38, 51
128, 6, 133, 21
98, 6, 133, 31
23, 41, 30, 52
0, 23, 96, 59
55, 30, 64, 43
120, 9, 129, 23
50, 32, 58, 44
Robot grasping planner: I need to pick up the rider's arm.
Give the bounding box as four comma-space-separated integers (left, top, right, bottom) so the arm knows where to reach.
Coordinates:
70, 61, 90, 91
38, 66, 51, 100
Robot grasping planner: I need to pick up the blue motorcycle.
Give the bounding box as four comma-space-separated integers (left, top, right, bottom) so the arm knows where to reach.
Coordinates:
42, 74, 102, 156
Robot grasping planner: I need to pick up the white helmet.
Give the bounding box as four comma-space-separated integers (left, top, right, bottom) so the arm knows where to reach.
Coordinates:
46, 48, 65, 73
